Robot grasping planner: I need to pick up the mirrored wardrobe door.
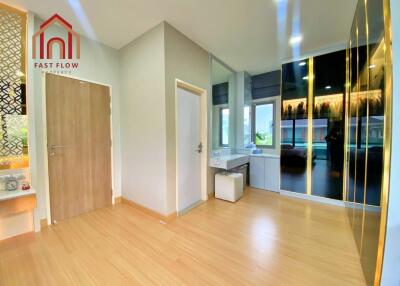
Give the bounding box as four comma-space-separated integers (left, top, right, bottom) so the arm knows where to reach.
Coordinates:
280, 60, 309, 194
311, 51, 346, 200
360, 0, 386, 284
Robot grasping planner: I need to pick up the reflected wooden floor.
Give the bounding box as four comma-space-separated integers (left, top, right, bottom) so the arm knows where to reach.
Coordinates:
0, 188, 366, 285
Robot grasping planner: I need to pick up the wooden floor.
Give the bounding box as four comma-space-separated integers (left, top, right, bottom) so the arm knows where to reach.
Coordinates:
0, 188, 366, 286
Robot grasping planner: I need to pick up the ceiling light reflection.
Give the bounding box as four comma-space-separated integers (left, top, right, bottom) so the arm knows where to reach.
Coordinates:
289, 35, 303, 45
68, 0, 96, 39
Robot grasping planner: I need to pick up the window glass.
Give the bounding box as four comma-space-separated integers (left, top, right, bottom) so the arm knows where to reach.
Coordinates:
220, 108, 229, 146
243, 106, 251, 147
254, 103, 274, 146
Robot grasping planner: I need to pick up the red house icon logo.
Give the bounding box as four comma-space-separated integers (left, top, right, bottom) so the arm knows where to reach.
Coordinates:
32, 13, 80, 60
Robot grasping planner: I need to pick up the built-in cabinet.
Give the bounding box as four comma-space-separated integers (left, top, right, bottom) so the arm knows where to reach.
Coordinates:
250, 155, 280, 192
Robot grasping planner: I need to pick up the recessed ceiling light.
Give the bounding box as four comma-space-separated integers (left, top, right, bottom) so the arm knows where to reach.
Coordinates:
302, 76, 309, 80
290, 35, 303, 45
369, 64, 376, 69
325, 85, 332, 89
299, 61, 307, 66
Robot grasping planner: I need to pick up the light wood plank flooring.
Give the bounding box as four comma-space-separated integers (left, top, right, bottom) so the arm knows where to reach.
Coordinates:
0, 188, 366, 285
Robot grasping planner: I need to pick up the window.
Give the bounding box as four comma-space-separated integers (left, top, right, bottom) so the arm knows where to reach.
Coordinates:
243, 106, 251, 146
220, 108, 229, 146
253, 102, 275, 147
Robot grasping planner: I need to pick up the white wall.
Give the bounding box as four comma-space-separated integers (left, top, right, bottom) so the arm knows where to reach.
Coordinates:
164, 22, 210, 214
381, 1, 400, 284
118, 23, 168, 215
29, 14, 122, 221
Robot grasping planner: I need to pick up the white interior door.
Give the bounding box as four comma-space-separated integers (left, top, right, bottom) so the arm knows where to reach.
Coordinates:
177, 87, 202, 213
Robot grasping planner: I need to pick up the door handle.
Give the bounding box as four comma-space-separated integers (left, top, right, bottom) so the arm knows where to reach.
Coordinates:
196, 142, 203, 154
49, 144, 65, 156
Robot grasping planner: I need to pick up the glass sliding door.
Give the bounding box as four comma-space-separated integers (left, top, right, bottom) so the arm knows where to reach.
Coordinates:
280, 60, 309, 193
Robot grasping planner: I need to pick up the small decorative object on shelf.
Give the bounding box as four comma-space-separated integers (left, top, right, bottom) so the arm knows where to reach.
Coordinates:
5, 176, 18, 191
21, 183, 30, 191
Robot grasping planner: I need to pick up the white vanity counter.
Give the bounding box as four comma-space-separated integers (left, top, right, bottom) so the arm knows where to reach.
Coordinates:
0, 188, 36, 201
249, 153, 280, 159
209, 154, 249, 170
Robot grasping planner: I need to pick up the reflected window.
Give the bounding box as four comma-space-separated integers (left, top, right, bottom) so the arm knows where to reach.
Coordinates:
281, 120, 293, 144
294, 119, 308, 146
220, 108, 229, 146
254, 103, 274, 147
243, 106, 251, 146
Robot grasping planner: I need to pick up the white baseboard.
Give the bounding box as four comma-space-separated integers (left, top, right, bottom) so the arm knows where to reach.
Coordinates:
177, 200, 206, 216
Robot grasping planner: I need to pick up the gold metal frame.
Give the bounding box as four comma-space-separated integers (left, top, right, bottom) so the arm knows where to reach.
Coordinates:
306, 58, 314, 195
343, 48, 350, 202
374, 0, 393, 284
360, 0, 370, 255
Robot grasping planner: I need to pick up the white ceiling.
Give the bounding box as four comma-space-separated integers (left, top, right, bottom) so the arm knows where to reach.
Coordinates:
5, 0, 357, 75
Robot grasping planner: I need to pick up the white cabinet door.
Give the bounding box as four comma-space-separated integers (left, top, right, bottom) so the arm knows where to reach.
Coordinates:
264, 157, 280, 192
250, 156, 265, 189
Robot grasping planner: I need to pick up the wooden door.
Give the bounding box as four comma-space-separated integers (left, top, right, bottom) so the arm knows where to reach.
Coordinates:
46, 73, 112, 223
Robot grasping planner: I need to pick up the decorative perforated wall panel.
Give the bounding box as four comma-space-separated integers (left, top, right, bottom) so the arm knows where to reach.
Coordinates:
0, 7, 25, 157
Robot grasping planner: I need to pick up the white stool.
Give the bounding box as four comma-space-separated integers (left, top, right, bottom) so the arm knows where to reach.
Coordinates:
215, 172, 243, 202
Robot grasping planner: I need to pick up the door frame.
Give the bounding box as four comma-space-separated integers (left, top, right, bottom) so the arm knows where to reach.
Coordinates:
42, 72, 115, 225
175, 79, 208, 214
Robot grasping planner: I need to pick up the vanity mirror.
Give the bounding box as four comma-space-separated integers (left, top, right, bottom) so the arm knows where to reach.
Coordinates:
211, 57, 235, 151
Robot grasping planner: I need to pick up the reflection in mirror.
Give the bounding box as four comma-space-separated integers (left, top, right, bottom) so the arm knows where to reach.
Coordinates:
280, 59, 309, 194
211, 58, 233, 150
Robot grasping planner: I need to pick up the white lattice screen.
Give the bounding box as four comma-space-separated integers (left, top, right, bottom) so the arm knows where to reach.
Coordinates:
0, 6, 26, 158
